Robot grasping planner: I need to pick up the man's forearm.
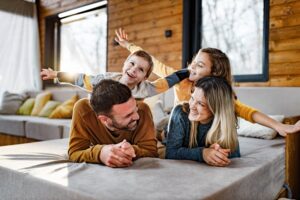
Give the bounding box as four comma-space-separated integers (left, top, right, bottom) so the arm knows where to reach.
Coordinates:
68, 144, 103, 164
132, 144, 158, 158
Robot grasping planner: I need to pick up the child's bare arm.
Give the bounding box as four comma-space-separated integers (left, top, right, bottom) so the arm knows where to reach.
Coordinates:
40, 68, 58, 80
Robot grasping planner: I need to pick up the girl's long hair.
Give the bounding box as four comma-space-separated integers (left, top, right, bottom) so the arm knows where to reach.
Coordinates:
187, 77, 238, 152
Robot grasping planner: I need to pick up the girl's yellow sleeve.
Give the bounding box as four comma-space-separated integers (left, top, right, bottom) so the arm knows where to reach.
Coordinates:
235, 100, 258, 123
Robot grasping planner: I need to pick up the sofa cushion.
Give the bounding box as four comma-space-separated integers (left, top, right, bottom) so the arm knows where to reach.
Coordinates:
17, 98, 35, 115
38, 101, 61, 117
25, 118, 71, 140
0, 91, 28, 114
49, 95, 78, 119
31, 92, 51, 116
0, 115, 28, 136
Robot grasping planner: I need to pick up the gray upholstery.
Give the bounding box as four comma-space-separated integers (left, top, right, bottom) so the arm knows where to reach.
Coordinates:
26, 121, 62, 140
0, 137, 284, 200
0, 115, 26, 136
25, 118, 70, 140
0, 87, 87, 140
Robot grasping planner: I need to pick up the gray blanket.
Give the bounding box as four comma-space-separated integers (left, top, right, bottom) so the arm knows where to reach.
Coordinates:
0, 137, 285, 200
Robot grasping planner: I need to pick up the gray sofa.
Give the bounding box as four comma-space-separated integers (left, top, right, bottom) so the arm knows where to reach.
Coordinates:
1, 86, 299, 142
0, 88, 88, 141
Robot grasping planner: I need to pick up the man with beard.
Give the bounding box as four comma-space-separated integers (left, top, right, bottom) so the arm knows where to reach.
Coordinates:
68, 79, 158, 167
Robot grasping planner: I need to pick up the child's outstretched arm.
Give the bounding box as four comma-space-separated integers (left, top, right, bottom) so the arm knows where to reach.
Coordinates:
138, 69, 190, 99
235, 100, 300, 136
114, 28, 177, 77
252, 111, 300, 137
41, 68, 58, 80
41, 68, 94, 92
151, 68, 190, 94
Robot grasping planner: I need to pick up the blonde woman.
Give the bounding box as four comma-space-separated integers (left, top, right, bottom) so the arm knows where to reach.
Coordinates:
166, 77, 239, 166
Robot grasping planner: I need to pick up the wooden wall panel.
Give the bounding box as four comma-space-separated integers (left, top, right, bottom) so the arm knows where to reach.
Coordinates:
270, 25, 300, 41
270, 0, 300, 18
270, 0, 298, 7
270, 62, 300, 75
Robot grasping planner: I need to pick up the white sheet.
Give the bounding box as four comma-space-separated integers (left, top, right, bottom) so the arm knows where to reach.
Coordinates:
0, 137, 285, 200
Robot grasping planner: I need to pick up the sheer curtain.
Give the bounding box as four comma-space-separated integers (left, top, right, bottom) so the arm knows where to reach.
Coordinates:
0, 0, 41, 106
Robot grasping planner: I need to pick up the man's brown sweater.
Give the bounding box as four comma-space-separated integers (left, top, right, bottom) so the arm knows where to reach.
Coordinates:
68, 98, 158, 164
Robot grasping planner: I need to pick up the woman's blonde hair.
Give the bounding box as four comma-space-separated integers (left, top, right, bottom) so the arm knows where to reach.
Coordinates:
187, 76, 238, 152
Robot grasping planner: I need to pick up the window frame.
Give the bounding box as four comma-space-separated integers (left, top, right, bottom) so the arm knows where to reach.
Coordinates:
182, 0, 269, 82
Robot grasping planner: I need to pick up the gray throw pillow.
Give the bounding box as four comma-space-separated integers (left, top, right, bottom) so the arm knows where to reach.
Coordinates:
0, 91, 29, 114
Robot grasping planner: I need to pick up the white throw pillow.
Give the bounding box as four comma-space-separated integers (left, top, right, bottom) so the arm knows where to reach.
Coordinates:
237, 115, 285, 139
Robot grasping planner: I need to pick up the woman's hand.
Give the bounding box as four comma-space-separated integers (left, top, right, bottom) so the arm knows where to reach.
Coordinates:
209, 143, 230, 156
203, 143, 231, 167
40, 68, 58, 80
114, 28, 130, 48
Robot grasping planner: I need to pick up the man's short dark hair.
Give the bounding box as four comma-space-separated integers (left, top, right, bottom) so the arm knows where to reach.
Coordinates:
90, 79, 132, 115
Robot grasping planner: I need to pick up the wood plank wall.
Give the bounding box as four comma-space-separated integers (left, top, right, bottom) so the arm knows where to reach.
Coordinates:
38, 0, 300, 86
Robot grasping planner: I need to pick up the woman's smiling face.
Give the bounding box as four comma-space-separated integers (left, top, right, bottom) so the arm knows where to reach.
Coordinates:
188, 88, 213, 124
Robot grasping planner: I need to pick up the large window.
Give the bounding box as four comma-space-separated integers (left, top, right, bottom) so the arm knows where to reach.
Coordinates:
182, 0, 269, 82
45, 1, 107, 76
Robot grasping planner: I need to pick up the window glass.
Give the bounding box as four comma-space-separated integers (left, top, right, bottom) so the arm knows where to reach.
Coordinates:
60, 8, 107, 74
201, 0, 264, 75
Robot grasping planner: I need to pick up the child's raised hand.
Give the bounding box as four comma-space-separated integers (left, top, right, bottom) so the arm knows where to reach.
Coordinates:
41, 68, 58, 80
114, 28, 130, 48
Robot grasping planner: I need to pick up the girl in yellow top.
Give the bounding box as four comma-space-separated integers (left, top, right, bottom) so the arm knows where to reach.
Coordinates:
114, 28, 300, 136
